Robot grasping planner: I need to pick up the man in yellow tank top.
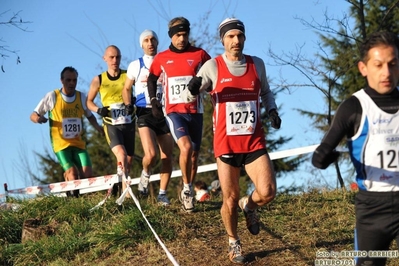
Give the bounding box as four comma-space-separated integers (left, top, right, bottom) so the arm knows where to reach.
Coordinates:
30, 66, 103, 197
87, 45, 136, 196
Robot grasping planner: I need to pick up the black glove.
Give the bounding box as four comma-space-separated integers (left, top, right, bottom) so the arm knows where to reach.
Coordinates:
188, 76, 202, 96
151, 98, 163, 119
269, 109, 281, 129
125, 104, 135, 116
97, 107, 109, 117
312, 150, 340, 169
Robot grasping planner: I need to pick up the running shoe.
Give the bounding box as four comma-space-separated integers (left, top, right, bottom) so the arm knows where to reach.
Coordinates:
228, 240, 247, 264
157, 194, 171, 207
138, 170, 150, 196
179, 189, 194, 212
239, 196, 260, 235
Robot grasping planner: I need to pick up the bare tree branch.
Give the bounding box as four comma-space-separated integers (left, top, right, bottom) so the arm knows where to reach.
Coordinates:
0, 10, 32, 72
0, 10, 32, 31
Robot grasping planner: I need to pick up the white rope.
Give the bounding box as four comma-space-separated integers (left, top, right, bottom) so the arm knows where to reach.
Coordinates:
116, 173, 180, 266
89, 185, 115, 212
1, 144, 320, 266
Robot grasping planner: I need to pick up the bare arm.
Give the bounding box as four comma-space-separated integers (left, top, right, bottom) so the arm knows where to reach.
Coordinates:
87, 113, 103, 135
87, 75, 101, 113
122, 77, 135, 105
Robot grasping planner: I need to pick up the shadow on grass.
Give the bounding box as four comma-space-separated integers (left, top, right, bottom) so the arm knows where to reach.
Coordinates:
315, 238, 353, 248
246, 244, 302, 260
248, 224, 312, 264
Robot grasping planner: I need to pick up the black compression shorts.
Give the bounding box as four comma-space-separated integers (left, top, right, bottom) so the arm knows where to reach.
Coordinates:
219, 149, 267, 167
103, 121, 136, 156
136, 107, 170, 136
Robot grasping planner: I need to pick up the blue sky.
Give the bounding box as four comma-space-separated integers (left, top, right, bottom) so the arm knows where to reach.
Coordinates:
0, 0, 350, 192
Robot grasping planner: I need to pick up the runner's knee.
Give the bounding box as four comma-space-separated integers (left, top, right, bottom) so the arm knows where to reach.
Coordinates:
64, 166, 79, 181
256, 184, 276, 204
81, 166, 92, 178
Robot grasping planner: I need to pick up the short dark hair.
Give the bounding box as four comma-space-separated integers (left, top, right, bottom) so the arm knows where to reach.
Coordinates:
194, 180, 207, 190
60, 66, 78, 79
168, 17, 190, 29
360, 31, 399, 62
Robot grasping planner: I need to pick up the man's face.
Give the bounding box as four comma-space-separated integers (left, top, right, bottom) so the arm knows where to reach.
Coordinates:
61, 71, 77, 96
103, 47, 121, 71
358, 44, 399, 94
171, 31, 189, 50
142, 35, 158, 56
223, 29, 245, 58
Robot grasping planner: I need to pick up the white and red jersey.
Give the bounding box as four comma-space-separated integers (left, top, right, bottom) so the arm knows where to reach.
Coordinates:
211, 55, 266, 157
149, 46, 210, 114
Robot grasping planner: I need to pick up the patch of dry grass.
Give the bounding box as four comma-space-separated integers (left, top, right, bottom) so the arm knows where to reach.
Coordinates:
2, 189, 399, 265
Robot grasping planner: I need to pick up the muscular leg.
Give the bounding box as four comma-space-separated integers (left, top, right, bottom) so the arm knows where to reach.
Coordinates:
63, 166, 80, 197
217, 157, 241, 240
138, 127, 158, 174
244, 153, 276, 209
176, 135, 193, 185
80, 166, 93, 178
111, 144, 128, 173
157, 133, 174, 191
111, 144, 129, 194
191, 150, 199, 185
64, 166, 79, 181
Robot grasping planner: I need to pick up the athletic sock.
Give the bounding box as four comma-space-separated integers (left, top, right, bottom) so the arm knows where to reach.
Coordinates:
142, 170, 150, 177
244, 196, 256, 212
183, 183, 190, 192
229, 238, 240, 245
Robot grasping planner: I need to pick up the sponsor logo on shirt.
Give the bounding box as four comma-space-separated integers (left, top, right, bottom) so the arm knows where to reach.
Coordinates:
166, 60, 174, 64
386, 135, 399, 146
373, 117, 393, 125
380, 173, 394, 181
235, 103, 250, 108
220, 78, 232, 83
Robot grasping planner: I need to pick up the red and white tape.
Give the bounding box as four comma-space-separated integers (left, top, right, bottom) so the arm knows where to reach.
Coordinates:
1, 144, 318, 266
1, 144, 318, 198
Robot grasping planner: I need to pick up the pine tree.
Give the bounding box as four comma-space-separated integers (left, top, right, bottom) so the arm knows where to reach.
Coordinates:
270, 0, 399, 188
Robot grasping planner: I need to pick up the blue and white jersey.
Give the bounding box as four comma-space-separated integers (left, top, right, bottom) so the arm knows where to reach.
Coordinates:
349, 89, 399, 191
126, 55, 163, 108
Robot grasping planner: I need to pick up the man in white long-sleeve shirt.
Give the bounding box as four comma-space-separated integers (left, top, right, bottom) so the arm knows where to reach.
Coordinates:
185, 18, 282, 264
122, 30, 174, 206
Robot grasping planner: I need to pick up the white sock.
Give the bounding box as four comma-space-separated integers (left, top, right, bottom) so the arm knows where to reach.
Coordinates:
229, 238, 239, 245
183, 183, 190, 192
142, 170, 150, 177
159, 189, 166, 195
244, 196, 256, 212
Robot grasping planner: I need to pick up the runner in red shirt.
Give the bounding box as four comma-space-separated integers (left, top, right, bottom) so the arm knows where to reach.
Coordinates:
147, 17, 211, 212
185, 18, 281, 264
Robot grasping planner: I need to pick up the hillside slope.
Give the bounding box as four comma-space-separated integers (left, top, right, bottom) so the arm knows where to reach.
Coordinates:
1, 190, 398, 265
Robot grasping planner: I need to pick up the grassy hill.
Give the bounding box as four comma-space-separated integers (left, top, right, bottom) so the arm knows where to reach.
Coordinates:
1, 189, 399, 266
